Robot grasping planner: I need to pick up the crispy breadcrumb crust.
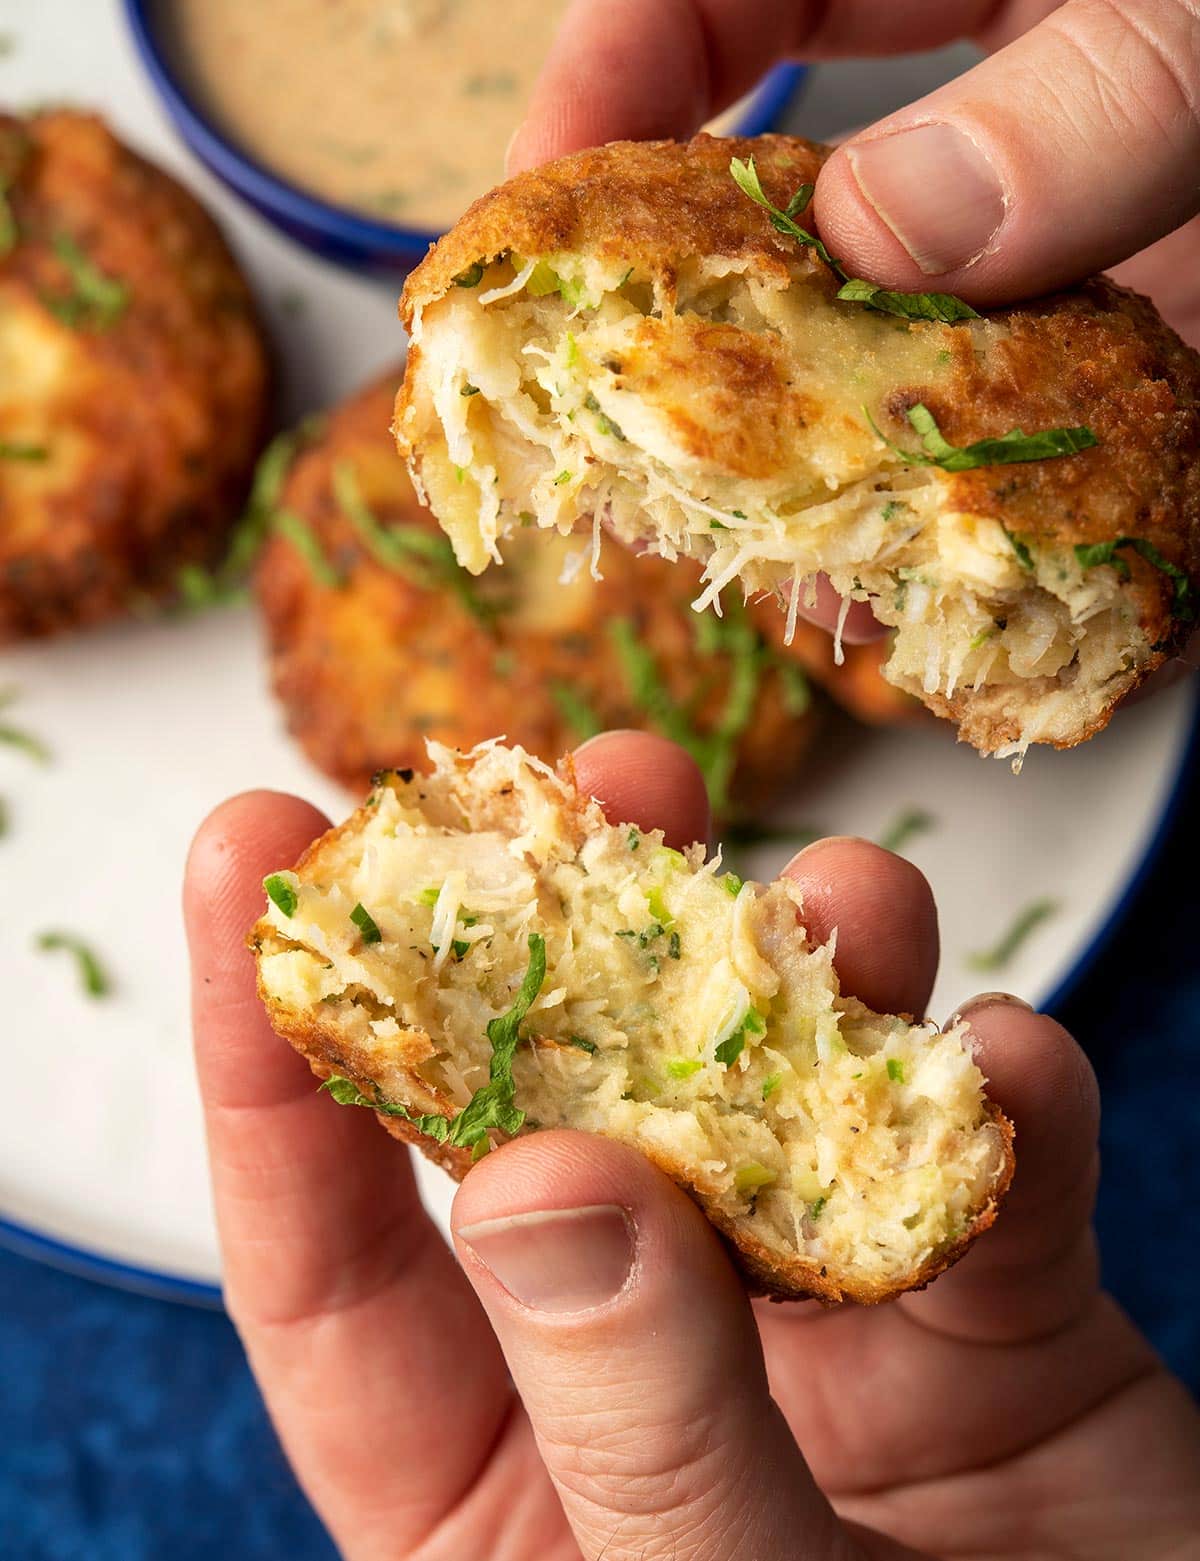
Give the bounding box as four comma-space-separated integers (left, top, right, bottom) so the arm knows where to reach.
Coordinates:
255, 368, 821, 809
397, 134, 1200, 753
250, 750, 1014, 1304
0, 110, 270, 639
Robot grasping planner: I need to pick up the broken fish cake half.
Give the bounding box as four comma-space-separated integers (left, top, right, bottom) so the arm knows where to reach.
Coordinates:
251, 740, 1013, 1304
395, 133, 1200, 760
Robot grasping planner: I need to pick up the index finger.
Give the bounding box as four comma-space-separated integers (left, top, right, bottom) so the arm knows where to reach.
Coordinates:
508, 0, 1025, 175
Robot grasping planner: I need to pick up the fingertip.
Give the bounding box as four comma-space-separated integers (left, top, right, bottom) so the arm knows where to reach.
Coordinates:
184, 789, 330, 927
572, 730, 711, 850
792, 574, 889, 644
783, 835, 939, 1017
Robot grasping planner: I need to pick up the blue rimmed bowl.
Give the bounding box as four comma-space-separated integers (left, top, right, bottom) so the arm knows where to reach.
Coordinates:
124, 0, 806, 276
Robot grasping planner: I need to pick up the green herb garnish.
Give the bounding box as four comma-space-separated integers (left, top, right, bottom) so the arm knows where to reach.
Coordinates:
878, 808, 935, 855
567, 1035, 597, 1054
454, 262, 485, 288
0, 690, 50, 765
886, 1058, 906, 1084
867, 402, 1098, 472
584, 391, 626, 442
44, 234, 129, 329
263, 873, 298, 917
1074, 536, 1194, 621
550, 681, 603, 741
967, 898, 1058, 972
350, 902, 382, 944
808, 1196, 827, 1220
442, 932, 546, 1148
723, 872, 744, 897
761, 1073, 781, 1102
835, 277, 979, 323
36, 931, 111, 997
272, 508, 343, 588
1003, 526, 1035, 572
626, 827, 640, 851
667, 1058, 703, 1079
715, 1006, 765, 1068
730, 157, 978, 323
332, 460, 493, 625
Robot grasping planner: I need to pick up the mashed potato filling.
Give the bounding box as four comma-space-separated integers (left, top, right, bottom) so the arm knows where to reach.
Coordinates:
257, 743, 1006, 1295
407, 255, 1144, 757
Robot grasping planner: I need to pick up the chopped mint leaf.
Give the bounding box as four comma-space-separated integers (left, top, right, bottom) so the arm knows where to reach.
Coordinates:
584, 391, 626, 442
867, 402, 1098, 472
549, 680, 603, 740
272, 508, 342, 588
667, 1058, 703, 1079
1074, 536, 1193, 622
886, 1058, 906, 1084
808, 1196, 827, 1219
879, 808, 935, 855
263, 873, 298, 917
320, 1075, 454, 1141
333, 461, 493, 626
967, 898, 1059, 972
729, 156, 844, 275
443, 933, 546, 1148
36, 930, 111, 997
321, 936, 546, 1148
836, 277, 979, 322
730, 157, 977, 322
667, 930, 681, 960
44, 234, 128, 329
761, 1073, 781, 1102
626, 827, 641, 851
0, 704, 50, 764
1003, 526, 1035, 572
350, 902, 382, 944
715, 1006, 764, 1068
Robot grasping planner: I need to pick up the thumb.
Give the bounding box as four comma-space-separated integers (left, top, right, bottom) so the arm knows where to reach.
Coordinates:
451, 1131, 855, 1561
814, 0, 1200, 304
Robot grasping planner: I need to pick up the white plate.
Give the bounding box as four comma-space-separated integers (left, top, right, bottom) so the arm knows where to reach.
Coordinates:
2, 0, 1197, 1304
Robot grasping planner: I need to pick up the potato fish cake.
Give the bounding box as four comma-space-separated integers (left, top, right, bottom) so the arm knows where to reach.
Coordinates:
396, 134, 1200, 761
254, 369, 821, 815
0, 109, 269, 639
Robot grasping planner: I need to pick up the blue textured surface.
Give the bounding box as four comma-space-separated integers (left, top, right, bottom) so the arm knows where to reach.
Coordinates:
1, 785, 1196, 1558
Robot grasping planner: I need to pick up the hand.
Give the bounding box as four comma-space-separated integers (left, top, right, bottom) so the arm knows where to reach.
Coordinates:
510, 0, 1200, 657
185, 731, 1200, 1560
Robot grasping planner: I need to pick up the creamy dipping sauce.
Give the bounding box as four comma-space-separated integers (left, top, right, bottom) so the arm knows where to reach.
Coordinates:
168, 0, 570, 233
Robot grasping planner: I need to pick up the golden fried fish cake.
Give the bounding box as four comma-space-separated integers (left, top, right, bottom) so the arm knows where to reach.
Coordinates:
0, 110, 269, 638
396, 134, 1200, 760
254, 369, 818, 815
251, 741, 1013, 1303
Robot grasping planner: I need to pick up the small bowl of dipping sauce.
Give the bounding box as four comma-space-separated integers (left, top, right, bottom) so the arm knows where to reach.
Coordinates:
124, 0, 806, 275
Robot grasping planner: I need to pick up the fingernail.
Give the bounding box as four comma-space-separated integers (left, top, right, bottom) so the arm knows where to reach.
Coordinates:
847, 124, 1006, 275
458, 1204, 635, 1313
946, 991, 1034, 1028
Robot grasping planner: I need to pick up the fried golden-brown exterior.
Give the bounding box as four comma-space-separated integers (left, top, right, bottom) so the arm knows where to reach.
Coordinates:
255, 367, 821, 814
396, 134, 1200, 760
251, 740, 1014, 1303
0, 109, 269, 639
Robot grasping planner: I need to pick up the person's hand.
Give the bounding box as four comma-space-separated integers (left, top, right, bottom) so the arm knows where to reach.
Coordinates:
509, 0, 1200, 657
184, 730, 1200, 1560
